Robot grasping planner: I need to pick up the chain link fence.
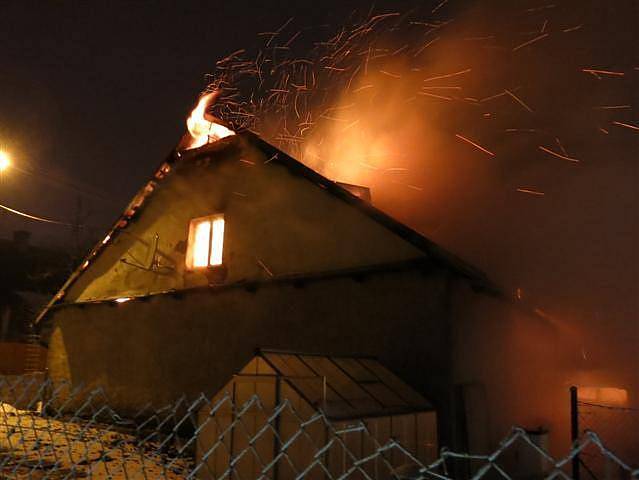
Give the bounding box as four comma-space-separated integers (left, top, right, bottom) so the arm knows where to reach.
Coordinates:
1, 375, 637, 480
571, 386, 639, 480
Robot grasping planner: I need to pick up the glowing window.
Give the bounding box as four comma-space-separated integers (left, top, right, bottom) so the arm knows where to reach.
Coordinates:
186, 215, 225, 269
578, 386, 628, 406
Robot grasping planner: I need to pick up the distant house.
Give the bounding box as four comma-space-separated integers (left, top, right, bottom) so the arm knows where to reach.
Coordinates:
36, 132, 504, 451
0, 231, 69, 374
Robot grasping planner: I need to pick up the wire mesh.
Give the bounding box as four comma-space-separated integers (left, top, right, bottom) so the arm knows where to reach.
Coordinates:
1, 374, 636, 480
577, 399, 639, 480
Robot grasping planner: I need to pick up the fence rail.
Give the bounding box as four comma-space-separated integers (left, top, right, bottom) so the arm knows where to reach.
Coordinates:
1, 375, 637, 480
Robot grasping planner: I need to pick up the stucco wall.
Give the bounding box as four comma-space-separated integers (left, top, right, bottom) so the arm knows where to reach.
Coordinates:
46, 267, 457, 441
450, 282, 579, 456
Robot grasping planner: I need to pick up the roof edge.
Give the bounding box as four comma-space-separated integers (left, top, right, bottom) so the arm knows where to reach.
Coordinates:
38, 257, 445, 319
243, 132, 499, 294
33, 149, 180, 325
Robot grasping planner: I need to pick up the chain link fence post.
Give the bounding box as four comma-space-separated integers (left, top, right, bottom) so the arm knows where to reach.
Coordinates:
570, 385, 580, 480
2, 375, 637, 479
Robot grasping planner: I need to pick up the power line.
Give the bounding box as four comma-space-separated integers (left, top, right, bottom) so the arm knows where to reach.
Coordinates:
0, 201, 74, 226
11, 164, 118, 207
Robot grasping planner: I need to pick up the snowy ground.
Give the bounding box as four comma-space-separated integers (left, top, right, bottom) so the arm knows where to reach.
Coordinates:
0, 403, 193, 479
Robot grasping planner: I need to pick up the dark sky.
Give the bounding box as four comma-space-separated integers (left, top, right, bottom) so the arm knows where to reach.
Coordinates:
0, 0, 402, 244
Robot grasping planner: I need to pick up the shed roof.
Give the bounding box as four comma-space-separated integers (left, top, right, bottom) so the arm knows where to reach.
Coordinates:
253, 350, 433, 420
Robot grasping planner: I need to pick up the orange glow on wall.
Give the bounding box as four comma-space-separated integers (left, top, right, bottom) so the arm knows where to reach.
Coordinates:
186, 215, 225, 269
578, 386, 628, 406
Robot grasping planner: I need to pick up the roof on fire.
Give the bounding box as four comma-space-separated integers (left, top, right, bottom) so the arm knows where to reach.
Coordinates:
246, 132, 493, 285
35, 131, 497, 325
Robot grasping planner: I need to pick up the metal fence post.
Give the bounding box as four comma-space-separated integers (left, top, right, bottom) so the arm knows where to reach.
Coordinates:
570, 386, 580, 480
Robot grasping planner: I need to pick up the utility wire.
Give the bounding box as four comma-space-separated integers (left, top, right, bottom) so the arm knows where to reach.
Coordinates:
11, 164, 118, 207
0, 201, 74, 226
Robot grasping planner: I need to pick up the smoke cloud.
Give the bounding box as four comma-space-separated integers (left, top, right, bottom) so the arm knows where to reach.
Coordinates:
204, 0, 638, 446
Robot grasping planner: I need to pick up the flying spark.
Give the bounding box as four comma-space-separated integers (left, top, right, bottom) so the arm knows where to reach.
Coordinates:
612, 121, 639, 132
455, 134, 495, 157
517, 188, 545, 196
539, 146, 580, 162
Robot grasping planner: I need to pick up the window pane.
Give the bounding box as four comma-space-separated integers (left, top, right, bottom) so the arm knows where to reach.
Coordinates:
333, 357, 378, 382
359, 359, 432, 408
209, 217, 225, 266
192, 220, 211, 267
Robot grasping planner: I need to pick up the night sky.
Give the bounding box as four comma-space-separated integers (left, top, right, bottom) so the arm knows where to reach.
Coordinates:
1, 0, 430, 241
1, 1, 380, 242
1, 1, 638, 395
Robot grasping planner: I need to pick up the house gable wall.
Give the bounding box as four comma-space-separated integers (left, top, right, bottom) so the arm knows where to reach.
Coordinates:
66, 137, 424, 303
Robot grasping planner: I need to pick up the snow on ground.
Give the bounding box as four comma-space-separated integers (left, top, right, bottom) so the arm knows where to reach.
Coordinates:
0, 403, 193, 479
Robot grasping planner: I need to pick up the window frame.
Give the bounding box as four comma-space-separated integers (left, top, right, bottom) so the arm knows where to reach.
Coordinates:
185, 213, 225, 270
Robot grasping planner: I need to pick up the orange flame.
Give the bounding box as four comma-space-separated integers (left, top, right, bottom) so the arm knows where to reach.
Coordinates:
185, 91, 235, 149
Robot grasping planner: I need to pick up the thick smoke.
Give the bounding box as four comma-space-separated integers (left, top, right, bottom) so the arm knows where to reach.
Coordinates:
203, 0, 638, 449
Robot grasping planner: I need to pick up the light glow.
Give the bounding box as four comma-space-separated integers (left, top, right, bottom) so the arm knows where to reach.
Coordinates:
187, 215, 225, 269
0, 151, 11, 172
209, 217, 225, 266
114, 297, 132, 304
185, 92, 235, 150
578, 386, 628, 406
192, 220, 212, 268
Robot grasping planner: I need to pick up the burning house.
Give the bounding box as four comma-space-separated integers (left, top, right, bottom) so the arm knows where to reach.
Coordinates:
35, 93, 559, 457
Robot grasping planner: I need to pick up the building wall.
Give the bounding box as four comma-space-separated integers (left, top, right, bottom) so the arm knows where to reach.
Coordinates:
450, 282, 580, 457
0, 342, 47, 375
65, 136, 424, 303
45, 267, 458, 443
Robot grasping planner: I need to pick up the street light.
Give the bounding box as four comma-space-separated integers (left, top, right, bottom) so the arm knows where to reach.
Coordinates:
0, 150, 10, 172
